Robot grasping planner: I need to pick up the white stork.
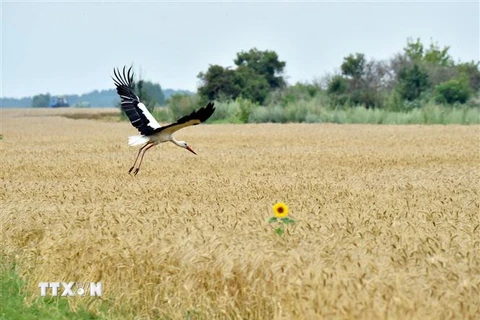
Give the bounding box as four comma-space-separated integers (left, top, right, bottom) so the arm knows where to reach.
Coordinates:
112, 66, 215, 175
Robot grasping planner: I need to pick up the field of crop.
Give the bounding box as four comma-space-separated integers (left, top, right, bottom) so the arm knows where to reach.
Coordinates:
1, 108, 479, 319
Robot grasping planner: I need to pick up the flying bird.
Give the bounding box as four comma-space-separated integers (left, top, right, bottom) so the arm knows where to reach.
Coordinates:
112, 66, 215, 175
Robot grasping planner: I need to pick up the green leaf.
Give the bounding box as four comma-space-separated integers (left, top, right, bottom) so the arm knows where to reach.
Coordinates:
268, 217, 278, 223
275, 227, 284, 236
281, 218, 296, 224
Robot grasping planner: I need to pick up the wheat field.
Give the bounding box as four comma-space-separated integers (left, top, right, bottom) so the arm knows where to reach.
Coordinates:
1, 108, 479, 319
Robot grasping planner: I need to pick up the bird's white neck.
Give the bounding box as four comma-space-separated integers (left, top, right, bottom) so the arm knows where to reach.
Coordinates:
170, 136, 183, 147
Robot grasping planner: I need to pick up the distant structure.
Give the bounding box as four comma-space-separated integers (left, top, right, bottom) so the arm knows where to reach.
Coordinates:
49, 96, 70, 108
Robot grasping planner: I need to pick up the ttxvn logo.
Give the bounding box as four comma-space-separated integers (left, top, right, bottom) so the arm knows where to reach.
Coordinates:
38, 282, 102, 297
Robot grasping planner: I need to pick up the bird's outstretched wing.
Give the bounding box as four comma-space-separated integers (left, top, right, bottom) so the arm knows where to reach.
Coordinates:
112, 66, 161, 136
156, 102, 215, 135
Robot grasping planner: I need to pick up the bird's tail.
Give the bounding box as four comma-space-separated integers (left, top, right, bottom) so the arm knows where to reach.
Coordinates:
128, 135, 150, 146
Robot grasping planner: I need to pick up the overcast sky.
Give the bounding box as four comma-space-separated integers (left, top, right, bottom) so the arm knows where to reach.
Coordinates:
1, 1, 479, 98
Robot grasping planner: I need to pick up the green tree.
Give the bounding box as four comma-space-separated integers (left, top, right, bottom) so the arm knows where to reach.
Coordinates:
397, 64, 430, 101
404, 38, 424, 61
327, 75, 348, 95
31, 93, 51, 108
404, 37, 453, 66
234, 48, 286, 89
340, 53, 367, 104
401, 38, 456, 87
234, 66, 270, 104
341, 53, 366, 81
197, 49, 286, 105
142, 81, 165, 106
135, 80, 155, 112
117, 71, 163, 114
457, 61, 480, 92
327, 75, 349, 106
333, 55, 385, 108
197, 65, 240, 102
424, 42, 454, 67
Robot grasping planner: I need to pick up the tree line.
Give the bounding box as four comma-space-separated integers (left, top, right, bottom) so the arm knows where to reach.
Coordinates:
28, 82, 167, 108
28, 38, 479, 119
325, 39, 479, 110
194, 38, 479, 111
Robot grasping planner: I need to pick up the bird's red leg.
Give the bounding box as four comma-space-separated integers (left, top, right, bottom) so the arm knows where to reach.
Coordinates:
132, 143, 156, 176
129, 143, 152, 174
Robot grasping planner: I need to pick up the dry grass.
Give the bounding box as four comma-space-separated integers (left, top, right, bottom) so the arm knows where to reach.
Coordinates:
1, 108, 479, 319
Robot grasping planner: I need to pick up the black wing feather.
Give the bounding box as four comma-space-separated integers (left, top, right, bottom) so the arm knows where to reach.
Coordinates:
156, 102, 215, 133
112, 66, 158, 136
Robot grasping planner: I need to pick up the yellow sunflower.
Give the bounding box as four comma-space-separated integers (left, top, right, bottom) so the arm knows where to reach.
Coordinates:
273, 202, 289, 218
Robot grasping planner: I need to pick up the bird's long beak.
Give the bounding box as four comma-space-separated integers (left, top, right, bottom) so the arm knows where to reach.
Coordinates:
186, 146, 197, 155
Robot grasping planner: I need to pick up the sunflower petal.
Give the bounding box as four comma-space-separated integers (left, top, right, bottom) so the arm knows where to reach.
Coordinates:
272, 202, 289, 218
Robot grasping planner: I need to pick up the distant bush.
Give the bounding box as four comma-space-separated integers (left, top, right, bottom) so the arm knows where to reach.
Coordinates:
384, 91, 405, 112
248, 106, 270, 123
236, 98, 257, 123
248, 105, 286, 123
284, 101, 308, 122
31, 93, 51, 108
151, 107, 172, 123
267, 82, 320, 107
305, 113, 321, 123
220, 98, 480, 125
122, 82, 479, 126
434, 78, 471, 104
208, 99, 240, 123
167, 94, 201, 120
